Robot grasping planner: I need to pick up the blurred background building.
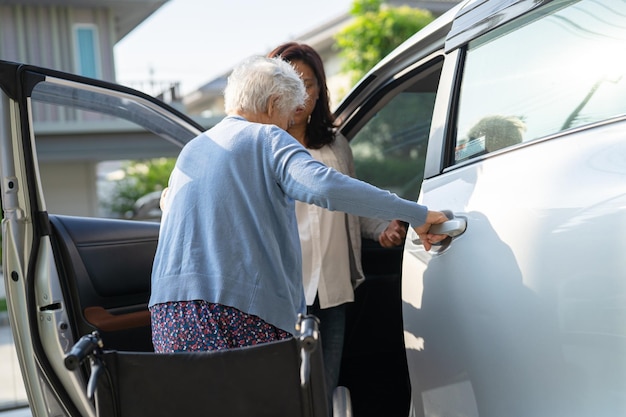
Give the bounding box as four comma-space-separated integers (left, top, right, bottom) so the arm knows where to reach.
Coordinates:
0, 0, 460, 217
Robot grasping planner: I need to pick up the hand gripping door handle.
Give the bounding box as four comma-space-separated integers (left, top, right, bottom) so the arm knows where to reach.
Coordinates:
411, 210, 467, 244
430, 210, 467, 237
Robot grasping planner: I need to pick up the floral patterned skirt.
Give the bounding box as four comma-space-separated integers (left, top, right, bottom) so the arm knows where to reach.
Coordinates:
149, 300, 292, 353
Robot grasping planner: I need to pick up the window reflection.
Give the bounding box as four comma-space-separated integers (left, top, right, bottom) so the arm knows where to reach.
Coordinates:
455, 0, 626, 163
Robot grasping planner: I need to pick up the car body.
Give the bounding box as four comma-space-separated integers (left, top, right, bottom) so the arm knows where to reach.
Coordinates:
334, 0, 626, 416
2, 0, 625, 416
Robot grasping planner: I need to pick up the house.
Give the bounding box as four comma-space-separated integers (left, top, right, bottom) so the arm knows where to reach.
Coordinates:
183, 0, 461, 117
0, 1, 170, 88
0, 0, 173, 217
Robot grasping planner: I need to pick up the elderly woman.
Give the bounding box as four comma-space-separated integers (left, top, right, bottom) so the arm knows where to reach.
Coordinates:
149, 55, 448, 353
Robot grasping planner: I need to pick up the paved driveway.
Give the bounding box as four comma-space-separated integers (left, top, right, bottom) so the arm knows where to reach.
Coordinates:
1, 278, 29, 416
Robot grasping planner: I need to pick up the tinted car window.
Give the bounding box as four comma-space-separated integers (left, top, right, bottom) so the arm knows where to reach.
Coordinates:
29, 78, 194, 217
454, 0, 626, 163
350, 62, 441, 200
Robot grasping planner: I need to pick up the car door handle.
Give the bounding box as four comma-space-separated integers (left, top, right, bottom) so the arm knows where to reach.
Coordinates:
431, 210, 467, 237
411, 210, 467, 244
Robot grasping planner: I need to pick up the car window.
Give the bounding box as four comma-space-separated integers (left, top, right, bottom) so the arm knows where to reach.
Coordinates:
454, 0, 626, 163
350, 61, 442, 200
29, 77, 199, 218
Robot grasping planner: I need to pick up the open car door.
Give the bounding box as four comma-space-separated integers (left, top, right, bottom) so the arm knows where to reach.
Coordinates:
0, 60, 386, 417
0, 60, 204, 417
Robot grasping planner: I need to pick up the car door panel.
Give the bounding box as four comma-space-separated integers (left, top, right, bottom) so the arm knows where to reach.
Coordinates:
1, 61, 203, 416
49, 215, 157, 352
405, 122, 626, 416
398, 0, 626, 414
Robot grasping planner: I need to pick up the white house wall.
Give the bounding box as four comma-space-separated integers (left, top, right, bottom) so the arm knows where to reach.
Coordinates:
39, 161, 99, 217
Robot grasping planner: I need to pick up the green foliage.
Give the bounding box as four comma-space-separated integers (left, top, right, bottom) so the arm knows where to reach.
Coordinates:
335, 0, 434, 85
0, 297, 6, 312
350, 0, 381, 14
104, 158, 175, 217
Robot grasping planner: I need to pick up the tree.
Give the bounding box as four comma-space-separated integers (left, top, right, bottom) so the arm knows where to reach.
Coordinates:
104, 158, 175, 218
335, 0, 434, 86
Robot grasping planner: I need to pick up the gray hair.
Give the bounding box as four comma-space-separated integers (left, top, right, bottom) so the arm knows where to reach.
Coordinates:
224, 55, 307, 116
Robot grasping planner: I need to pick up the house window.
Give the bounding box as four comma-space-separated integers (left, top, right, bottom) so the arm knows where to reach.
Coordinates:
73, 25, 101, 79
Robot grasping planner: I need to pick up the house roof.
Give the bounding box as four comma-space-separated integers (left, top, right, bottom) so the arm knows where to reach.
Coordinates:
4, 0, 168, 42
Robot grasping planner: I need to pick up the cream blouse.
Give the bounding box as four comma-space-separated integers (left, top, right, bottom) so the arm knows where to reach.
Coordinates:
296, 145, 352, 308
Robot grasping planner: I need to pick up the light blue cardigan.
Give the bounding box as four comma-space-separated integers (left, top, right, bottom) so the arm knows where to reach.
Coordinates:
149, 116, 428, 333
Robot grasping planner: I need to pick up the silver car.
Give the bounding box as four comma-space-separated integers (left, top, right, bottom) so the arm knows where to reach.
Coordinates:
2, 0, 625, 416
335, 0, 626, 416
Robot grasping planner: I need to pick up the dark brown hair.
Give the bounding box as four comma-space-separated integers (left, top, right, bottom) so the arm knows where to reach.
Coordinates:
267, 42, 335, 149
